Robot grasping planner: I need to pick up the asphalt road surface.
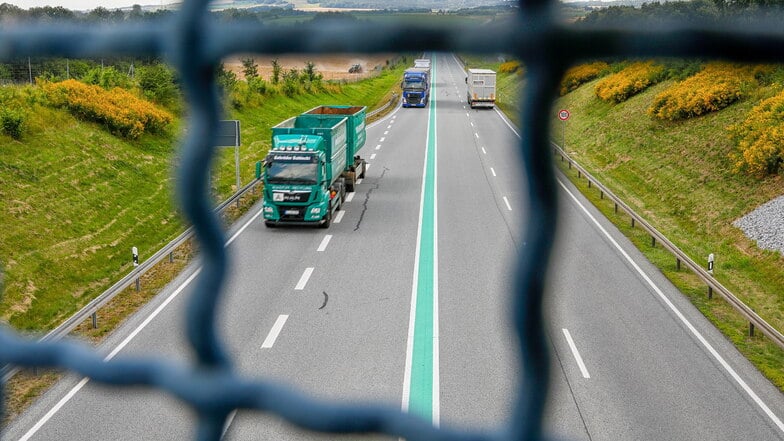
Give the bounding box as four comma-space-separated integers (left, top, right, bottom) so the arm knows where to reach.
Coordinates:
5, 53, 784, 441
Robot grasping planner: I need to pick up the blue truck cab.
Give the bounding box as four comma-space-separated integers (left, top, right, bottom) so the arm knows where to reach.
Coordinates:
401, 67, 430, 108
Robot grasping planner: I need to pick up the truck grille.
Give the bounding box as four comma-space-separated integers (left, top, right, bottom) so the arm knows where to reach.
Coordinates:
272, 191, 311, 203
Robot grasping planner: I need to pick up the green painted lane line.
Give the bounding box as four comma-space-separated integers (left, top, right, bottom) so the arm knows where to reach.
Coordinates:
402, 57, 439, 426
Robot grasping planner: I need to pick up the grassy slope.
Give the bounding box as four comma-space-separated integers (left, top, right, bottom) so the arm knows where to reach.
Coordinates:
465, 55, 784, 388
0, 63, 405, 333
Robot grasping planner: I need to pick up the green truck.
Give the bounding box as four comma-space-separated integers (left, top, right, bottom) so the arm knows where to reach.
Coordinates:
257, 105, 367, 228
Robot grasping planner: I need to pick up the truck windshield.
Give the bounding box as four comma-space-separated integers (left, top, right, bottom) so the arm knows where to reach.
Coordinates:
403, 81, 425, 90
266, 160, 318, 185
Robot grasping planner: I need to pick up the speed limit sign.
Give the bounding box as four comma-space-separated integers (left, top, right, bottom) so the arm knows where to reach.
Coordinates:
558, 109, 570, 121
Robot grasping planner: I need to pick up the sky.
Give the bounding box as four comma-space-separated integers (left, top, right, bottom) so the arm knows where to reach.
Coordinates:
7, 0, 170, 11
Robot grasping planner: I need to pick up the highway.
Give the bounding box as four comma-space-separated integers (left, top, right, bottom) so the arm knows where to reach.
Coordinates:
5, 53, 784, 441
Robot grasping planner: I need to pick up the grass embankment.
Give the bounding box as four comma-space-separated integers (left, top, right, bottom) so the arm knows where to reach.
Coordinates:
0, 61, 405, 335
464, 56, 784, 390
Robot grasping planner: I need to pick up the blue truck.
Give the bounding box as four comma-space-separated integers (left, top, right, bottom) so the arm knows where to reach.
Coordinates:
257, 105, 367, 228
401, 67, 430, 108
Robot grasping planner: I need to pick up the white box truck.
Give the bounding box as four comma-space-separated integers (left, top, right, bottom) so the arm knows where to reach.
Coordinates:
466, 68, 496, 109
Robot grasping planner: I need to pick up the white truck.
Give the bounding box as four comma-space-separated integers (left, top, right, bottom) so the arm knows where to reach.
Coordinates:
414, 58, 431, 70
466, 68, 496, 109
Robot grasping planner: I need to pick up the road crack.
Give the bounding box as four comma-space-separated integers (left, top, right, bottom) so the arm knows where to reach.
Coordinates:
354, 167, 389, 231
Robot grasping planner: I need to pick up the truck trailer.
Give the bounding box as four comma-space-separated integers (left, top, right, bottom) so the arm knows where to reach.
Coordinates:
401, 67, 430, 108
466, 68, 496, 109
257, 105, 367, 228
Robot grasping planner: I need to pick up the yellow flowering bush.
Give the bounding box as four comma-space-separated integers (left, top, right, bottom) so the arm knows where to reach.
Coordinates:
560, 62, 609, 96
728, 91, 784, 177
648, 63, 759, 120
595, 61, 664, 103
499, 61, 521, 74
42, 79, 173, 139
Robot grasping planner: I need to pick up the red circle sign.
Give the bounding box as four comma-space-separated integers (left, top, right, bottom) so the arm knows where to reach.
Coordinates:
558, 109, 570, 121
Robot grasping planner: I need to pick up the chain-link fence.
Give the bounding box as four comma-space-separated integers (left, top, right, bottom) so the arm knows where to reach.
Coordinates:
2, 0, 784, 440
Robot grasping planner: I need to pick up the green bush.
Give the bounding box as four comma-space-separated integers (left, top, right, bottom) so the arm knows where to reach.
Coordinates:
0, 107, 25, 140
137, 63, 179, 107
81, 66, 133, 90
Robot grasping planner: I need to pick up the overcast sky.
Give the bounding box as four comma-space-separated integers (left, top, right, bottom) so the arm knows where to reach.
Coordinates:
7, 0, 168, 11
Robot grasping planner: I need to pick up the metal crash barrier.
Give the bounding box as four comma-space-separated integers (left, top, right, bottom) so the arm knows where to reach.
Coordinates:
2, 0, 784, 440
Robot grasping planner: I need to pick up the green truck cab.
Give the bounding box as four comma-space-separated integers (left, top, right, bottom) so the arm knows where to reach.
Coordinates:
257, 105, 367, 228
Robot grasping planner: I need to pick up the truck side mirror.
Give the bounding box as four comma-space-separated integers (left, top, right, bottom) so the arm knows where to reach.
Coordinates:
255, 160, 265, 179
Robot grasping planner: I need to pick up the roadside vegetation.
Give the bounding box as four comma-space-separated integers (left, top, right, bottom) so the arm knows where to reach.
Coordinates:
462, 0, 784, 391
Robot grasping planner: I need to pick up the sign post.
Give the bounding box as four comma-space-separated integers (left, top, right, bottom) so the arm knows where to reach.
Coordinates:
217, 120, 242, 205
558, 109, 570, 149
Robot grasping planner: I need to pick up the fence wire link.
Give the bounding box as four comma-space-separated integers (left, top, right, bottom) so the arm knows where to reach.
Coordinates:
3, 0, 784, 440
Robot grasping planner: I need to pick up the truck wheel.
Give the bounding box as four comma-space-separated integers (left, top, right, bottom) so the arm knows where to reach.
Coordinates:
319, 208, 332, 229
359, 162, 366, 179
264, 221, 276, 228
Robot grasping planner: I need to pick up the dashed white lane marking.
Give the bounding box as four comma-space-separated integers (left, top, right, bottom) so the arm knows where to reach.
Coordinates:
295, 268, 314, 290
262, 315, 289, 348
503, 196, 512, 211
371, 153, 377, 160
563, 328, 591, 379
335, 211, 346, 224
356, 179, 363, 185
376, 144, 381, 150
470, 122, 474, 127
380, 137, 386, 142
384, 131, 389, 135
490, 167, 496, 177
481, 147, 487, 155
474, 133, 479, 139
317, 235, 332, 252
346, 192, 355, 202
366, 163, 371, 171
390, 119, 395, 124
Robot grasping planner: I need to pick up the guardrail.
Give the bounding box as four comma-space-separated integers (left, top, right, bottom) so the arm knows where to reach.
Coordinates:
367, 92, 398, 119
551, 142, 784, 351
1, 178, 262, 382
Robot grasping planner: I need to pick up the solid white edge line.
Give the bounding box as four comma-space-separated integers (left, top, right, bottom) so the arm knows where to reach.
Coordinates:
220, 409, 238, 440
261, 315, 289, 349
18, 208, 269, 440
558, 180, 784, 433
495, 104, 784, 433
334, 211, 346, 224
317, 234, 332, 252
18, 378, 89, 441
503, 196, 512, 211
346, 192, 355, 202
295, 267, 314, 291
562, 328, 591, 379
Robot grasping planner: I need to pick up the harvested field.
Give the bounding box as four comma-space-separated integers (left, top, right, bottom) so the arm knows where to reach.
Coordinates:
223, 54, 398, 81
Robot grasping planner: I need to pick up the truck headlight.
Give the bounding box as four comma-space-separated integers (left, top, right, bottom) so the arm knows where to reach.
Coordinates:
310, 207, 321, 214
264, 207, 273, 213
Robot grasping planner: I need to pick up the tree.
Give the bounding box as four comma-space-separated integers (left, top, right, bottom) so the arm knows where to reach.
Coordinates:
303, 61, 322, 82
271, 59, 281, 84
129, 4, 143, 21
241, 57, 259, 80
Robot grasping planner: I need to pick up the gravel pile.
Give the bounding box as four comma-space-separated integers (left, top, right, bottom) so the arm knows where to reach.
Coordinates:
733, 195, 784, 255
